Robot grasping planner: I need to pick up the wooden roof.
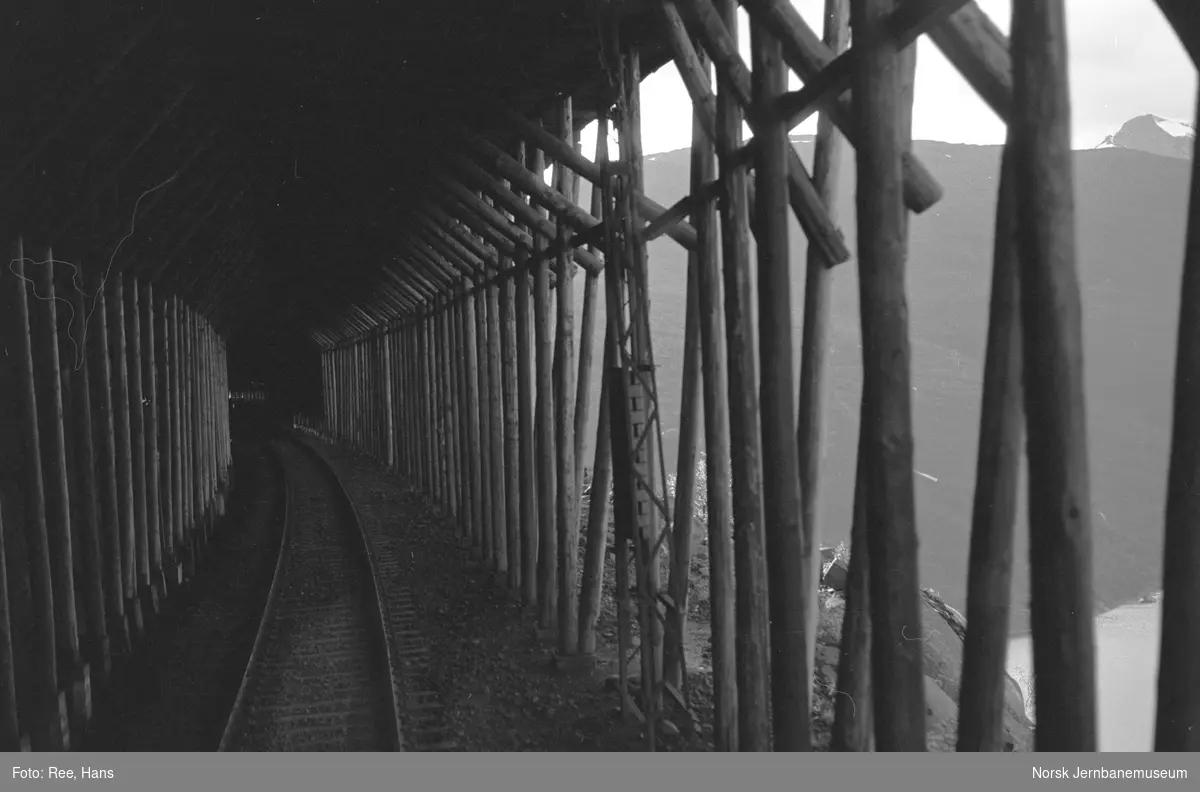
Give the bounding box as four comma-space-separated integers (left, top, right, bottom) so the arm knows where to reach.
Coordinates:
1, 0, 670, 347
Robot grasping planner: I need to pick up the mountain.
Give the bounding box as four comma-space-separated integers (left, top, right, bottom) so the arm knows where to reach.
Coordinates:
1095, 114, 1195, 159
574, 136, 1193, 635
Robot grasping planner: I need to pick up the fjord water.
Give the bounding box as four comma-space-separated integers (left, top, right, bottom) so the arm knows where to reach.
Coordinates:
568, 139, 1190, 749
626, 140, 1190, 628
1006, 598, 1163, 751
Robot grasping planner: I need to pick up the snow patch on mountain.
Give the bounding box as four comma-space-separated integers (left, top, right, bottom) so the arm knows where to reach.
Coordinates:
1154, 116, 1194, 139
1094, 114, 1194, 160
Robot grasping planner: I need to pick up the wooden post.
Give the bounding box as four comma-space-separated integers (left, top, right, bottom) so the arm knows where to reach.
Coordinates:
345, 340, 352, 446
957, 146, 1022, 752
795, 0, 849, 742
0, 498, 19, 750
436, 309, 446, 494
198, 321, 211, 541
416, 322, 427, 491
361, 334, 371, 457
487, 272, 508, 580
1010, 0, 1096, 752
66, 261, 109, 679
449, 305, 466, 536
141, 283, 164, 597
89, 279, 128, 653
329, 345, 337, 442
345, 341, 353, 449
158, 293, 176, 584
515, 244, 539, 607
32, 251, 84, 697
621, 47, 665, 741
444, 308, 460, 533
401, 329, 410, 469
340, 342, 348, 446
327, 346, 337, 443
125, 279, 151, 610
476, 290, 495, 564
110, 275, 139, 625
436, 313, 446, 499
373, 332, 381, 461
383, 325, 396, 470
573, 117, 607, 509
199, 316, 209, 540
851, 0, 926, 751
463, 293, 484, 556
371, 331, 381, 461
663, 86, 708, 689
386, 329, 397, 470
445, 309, 462, 524
749, 17, 811, 751
502, 260, 522, 593
1155, 92, 1200, 753
409, 326, 420, 483
11, 242, 66, 750
385, 337, 395, 469
196, 314, 207, 544
554, 96, 579, 654
350, 339, 357, 450
686, 32, 739, 747
534, 140, 558, 631
439, 311, 452, 504
664, 242, 702, 690
714, 0, 771, 751
419, 324, 428, 483
178, 302, 194, 581
218, 337, 229, 500
578, 326, 614, 656
187, 309, 202, 559
602, 107, 638, 727
832, 432, 873, 751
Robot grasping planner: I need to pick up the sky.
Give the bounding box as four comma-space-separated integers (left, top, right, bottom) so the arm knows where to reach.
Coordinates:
577, 0, 1197, 159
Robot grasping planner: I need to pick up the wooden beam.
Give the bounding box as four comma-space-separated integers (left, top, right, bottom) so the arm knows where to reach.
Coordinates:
445, 150, 604, 274
771, 0, 970, 129
553, 97, 579, 656
533, 149, 558, 632
11, 242, 67, 750
956, 144, 1022, 752
734, 0, 944, 213
1011, 0, 1096, 753
750, 15, 812, 751
494, 105, 699, 251
924, 2, 1013, 120
432, 178, 532, 252
712, 0, 771, 752
1155, 92, 1200, 753
851, 0, 926, 751
795, 0, 850, 750
662, 0, 850, 268
463, 140, 607, 274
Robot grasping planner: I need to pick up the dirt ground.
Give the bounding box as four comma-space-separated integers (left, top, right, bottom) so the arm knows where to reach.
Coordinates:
309, 438, 718, 752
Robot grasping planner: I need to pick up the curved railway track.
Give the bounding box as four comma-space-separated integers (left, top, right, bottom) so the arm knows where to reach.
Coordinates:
218, 439, 403, 752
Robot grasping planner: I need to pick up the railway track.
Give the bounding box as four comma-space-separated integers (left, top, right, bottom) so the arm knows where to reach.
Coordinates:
218, 439, 403, 752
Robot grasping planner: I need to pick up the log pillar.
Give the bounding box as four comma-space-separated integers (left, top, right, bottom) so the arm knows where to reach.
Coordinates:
89, 281, 129, 654
141, 283, 165, 602
125, 278, 153, 618
65, 260, 110, 684
11, 243, 68, 750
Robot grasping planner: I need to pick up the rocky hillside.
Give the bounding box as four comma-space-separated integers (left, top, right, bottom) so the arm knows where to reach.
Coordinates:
573, 132, 1194, 635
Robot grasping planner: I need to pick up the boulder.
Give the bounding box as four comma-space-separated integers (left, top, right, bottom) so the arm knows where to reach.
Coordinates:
822, 558, 848, 592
